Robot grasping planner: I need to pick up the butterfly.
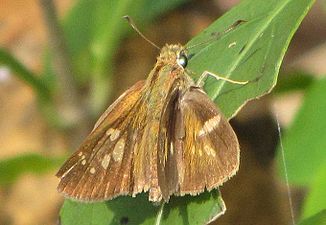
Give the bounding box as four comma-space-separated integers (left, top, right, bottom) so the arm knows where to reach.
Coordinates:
56, 17, 245, 203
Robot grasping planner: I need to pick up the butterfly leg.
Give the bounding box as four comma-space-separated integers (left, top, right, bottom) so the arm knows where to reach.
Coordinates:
196, 70, 248, 87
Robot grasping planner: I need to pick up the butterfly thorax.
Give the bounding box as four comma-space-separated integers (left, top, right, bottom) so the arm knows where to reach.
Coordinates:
143, 44, 192, 114
157, 44, 184, 65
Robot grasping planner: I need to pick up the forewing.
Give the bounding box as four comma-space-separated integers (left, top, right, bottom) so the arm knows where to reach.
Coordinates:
176, 86, 240, 195
56, 81, 146, 201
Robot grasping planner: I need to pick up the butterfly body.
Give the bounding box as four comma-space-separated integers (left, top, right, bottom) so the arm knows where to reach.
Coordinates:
56, 44, 239, 202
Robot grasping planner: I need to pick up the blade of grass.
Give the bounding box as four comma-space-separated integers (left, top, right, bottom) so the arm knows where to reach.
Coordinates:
0, 48, 69, 130
0, 153, 64, 186
0, 48, 50, 100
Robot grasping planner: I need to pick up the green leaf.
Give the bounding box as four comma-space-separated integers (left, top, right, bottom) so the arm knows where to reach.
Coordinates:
277, 78, 326, 185
298, 210, 326, 225
302, 163, 326, 219
60, 190, 225, 225
187, 0, 315, 118
0, 153, 63, 186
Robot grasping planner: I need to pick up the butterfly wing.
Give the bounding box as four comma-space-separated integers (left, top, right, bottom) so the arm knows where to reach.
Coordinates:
56, 80, 147, 201
175, 86, 240, 195
155, 87, 180, 202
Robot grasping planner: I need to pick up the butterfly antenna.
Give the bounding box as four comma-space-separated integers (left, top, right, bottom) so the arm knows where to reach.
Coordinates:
276, 113, 296, 225
123, 15, 160, 50
186, 20, 247, 50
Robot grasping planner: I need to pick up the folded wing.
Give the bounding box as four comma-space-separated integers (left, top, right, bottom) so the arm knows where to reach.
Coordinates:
175, 86, 240, 195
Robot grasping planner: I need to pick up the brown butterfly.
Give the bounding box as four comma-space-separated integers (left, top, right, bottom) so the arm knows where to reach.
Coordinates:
56, 17, 246, 203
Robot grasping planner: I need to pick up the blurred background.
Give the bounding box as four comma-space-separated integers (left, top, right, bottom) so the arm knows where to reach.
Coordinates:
0, 0, 325, 225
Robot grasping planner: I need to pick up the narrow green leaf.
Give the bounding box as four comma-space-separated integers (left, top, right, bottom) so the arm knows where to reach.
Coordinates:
0, 48, 50, 100
277, 78, 326, 185
187, 0, 315, 118
60, 190, 225, 225
298, 210, 326, 225
0, 153, 63, 186
1, 49, 64, 128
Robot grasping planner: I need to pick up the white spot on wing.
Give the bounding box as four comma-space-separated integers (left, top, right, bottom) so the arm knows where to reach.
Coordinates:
101, 154, 111, 169
198, 115, 221, 137
81, 159, 86, 165
90, 167, 96, 174
106, 128, 114, 136
204, 145, 216, 157
112, 138, 125, 162
78, 152, 83, 157
110, 129, 120, 141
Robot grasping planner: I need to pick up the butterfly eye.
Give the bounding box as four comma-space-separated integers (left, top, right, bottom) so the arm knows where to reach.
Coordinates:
177, 53, 188, 68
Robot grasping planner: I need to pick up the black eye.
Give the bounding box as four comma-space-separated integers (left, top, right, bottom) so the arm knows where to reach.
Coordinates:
177, 54, 188, 68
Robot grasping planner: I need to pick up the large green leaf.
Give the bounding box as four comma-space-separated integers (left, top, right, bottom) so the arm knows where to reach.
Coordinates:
60, 190, 225, 225
277, 78, 326, 185
59, 0, 315, 224
187, 0, 315, 118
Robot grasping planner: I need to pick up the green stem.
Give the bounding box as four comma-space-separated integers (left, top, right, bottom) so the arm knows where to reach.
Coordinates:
89, 0, 132, 115
39, 0, 83, 111
154, 202, 165, 225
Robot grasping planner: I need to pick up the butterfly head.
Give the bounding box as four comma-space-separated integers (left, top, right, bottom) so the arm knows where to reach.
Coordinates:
158, 44, 189, 69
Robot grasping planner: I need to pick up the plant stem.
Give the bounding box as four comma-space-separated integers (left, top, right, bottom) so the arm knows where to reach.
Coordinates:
39, 0, 92, 148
